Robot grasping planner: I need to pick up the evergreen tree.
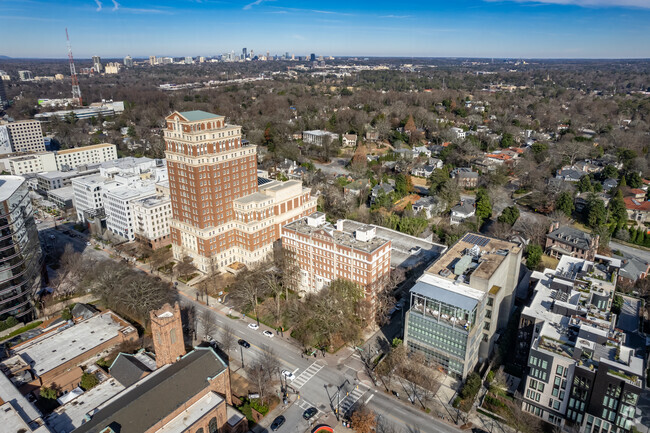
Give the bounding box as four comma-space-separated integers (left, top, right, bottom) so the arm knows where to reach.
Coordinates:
586, 194, 606, 229
608, 190, 628, 226
556, 191, 575, 217
475, 188, 492, 223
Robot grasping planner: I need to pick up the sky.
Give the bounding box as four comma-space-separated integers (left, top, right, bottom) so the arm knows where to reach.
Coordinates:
1, 0, 650, 59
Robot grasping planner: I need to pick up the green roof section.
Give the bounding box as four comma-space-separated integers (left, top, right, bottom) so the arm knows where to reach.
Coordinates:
178, 110, 223, 121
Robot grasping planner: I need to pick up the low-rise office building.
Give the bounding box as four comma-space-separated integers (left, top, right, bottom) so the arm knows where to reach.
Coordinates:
71, 174, 120, 223
404, 233, 522, 377
0, 311, 137, 397
36, 165, 100, 193
104, 181, 158, 241
517, 255, 642, 432
3, 152, 57, 175
55, 143, 117, 171
302, 130, 339, 146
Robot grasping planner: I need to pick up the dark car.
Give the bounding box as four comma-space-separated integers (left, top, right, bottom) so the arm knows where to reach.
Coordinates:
302, 407, 318, 420
238, 339, 250, 348
270, 415, 285, 431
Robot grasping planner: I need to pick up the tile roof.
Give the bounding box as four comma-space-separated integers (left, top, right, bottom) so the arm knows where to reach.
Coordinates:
624, 197, 650, 211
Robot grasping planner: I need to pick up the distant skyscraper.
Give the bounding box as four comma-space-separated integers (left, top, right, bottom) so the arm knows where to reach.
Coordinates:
285, 52, 289, 60
310, 53, 316, 61
92, 55, 102, 73
18, 70, 33, 81
184, 56, 193, 64
149, 55, 156, 66
242, 48, 247, 58
0, 79, 7, 106
266, 50, 270, 59
123, 55, 133, 68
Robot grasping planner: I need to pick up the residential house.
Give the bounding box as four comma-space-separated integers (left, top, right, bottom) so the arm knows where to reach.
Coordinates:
413, 146, 431, 158
574, 192, 610, 213
450, 199, 475, 225
342, 134, 357, 147
555, 167, 586, 182
365, 131, 379, 142
428, 157, 443, 169
411, 164, 435, 178
617, 256, 650, 286
370, 183, 394, 205
623, 197, 650, 224
450, 127, 466, 140
545, 222, 599, 261
412, 196, 445, 218
602, 178, 618, 191
451, 167, 479, 189
344, 179, 370, 196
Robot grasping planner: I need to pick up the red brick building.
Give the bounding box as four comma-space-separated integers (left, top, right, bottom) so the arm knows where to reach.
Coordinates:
164, 110, 316, 273
281, 212, 391, 306
150, 303, 186, 368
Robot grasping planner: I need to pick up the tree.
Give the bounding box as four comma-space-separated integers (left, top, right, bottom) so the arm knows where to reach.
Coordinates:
394, 174, 411, 197
577, 175, 593, 193
500, 132, 515, 148
586, 194, 607, 229
350, 405, 377, 433
40, 386, 57, 400
475, 188, 492, 224
555, 191, 575, 217
200, 308, 217, 339
80, 372, 99, 391
602, 165, 619, 179
174, 256, 197, 280
526, 244, 543, 270
220, 324, 236, 354
148, 247, 172, 274
498, 206, 520, 226
229, 268, 270, 326
608, 190, 628, 226
625, 171, 642, 188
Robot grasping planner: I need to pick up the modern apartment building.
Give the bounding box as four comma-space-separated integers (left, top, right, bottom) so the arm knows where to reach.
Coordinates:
404, 233, 522, 378
133, 194, 173, 249
281, 212, 391, 296
36, 165, 100, 193
71, 174, 120, 222
3, 152, 57, 175
104, 181, 157, 241
164, 110, 316, 273
0, 176, 43, 321
4, 120, 45, 153
55, 143, 118, 170
517, 255, 643, 432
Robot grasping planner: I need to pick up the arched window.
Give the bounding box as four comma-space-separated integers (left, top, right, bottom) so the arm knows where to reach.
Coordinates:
208, 417, 218, 433
170, 328, 176, 344
196, 428, 204, 433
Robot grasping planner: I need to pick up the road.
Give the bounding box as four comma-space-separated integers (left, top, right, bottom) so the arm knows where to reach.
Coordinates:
184, 297, 461, 433
313, 158, 349, 176
36, 214, 461, 433
610, 241, 650, 264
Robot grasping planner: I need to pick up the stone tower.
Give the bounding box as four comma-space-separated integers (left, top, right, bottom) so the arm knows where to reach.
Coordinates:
150, 302, 186, 368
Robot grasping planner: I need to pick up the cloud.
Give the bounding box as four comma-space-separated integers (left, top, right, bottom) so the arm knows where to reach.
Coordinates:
271, 6, 354, 16
380, 14, 412, 18
243, 0, 269, 10
95, 0, 102, 11
112, 0, 119, 10
484, 0, 650, 9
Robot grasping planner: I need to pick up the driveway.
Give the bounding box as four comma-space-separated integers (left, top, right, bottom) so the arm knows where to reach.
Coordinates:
313, 157, 349, 175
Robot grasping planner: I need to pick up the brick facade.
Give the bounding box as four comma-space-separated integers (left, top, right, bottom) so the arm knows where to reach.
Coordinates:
150, 302, 186, 368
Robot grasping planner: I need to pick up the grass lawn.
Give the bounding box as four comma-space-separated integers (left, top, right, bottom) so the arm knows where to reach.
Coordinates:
540, 254, 559, 270
0, 321, 43, 342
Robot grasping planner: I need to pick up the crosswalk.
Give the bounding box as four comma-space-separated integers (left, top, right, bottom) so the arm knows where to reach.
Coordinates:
337, 384, 369, 416
296, 398, 321, 414
291, 361, 324, 389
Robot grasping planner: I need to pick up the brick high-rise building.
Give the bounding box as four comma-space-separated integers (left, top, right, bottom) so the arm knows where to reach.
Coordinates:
164, 110, 316, 272
150, 303, 186, 368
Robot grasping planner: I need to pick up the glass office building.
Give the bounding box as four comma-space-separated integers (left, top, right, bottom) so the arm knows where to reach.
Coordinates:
0, 176, 43, 321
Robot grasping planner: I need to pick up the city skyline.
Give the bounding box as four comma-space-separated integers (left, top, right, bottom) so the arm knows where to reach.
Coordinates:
1, 0, 649, 59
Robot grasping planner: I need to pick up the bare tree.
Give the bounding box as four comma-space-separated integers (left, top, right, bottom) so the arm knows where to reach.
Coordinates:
220, 324, 236, 354
148, 247, 172, 274
174, 255, 197, 280
200, 308, 217, 340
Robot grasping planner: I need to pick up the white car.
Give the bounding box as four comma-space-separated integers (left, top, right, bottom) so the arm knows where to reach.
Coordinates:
248, 323, 259, 330
263, 330, 274, 338
86, 242, 92, 246
281, 369, 295, 381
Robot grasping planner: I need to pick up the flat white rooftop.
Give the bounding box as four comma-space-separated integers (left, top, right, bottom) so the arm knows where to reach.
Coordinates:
0, 372, 42, 424
45, 378, 125, 432
155, 391, 224, 433
13, 312, 133, 377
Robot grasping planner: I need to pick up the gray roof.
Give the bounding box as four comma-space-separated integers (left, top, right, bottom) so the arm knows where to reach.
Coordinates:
71, 303, 98, 320
73, 348, 227, 433
109, 353, 154, 388
452, 201, 475, 216
178, 110, 222, 121
556, 168, 585, 181
547, 226, 593, 251
618, 256, 649, 282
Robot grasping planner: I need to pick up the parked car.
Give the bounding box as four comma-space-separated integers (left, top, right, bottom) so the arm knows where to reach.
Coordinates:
247, 323, 259, 330
302, 407, 318, 420
270, 415, 285, 431
238, 339, 250, 348
281, 369, 295, 381
263, 330, 274, 338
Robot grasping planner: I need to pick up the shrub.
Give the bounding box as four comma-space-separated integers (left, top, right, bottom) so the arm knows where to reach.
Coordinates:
80, 372, 99, 391
40, 387, 57, 400
460, 372, 481, 400
486, 370, 495, 383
